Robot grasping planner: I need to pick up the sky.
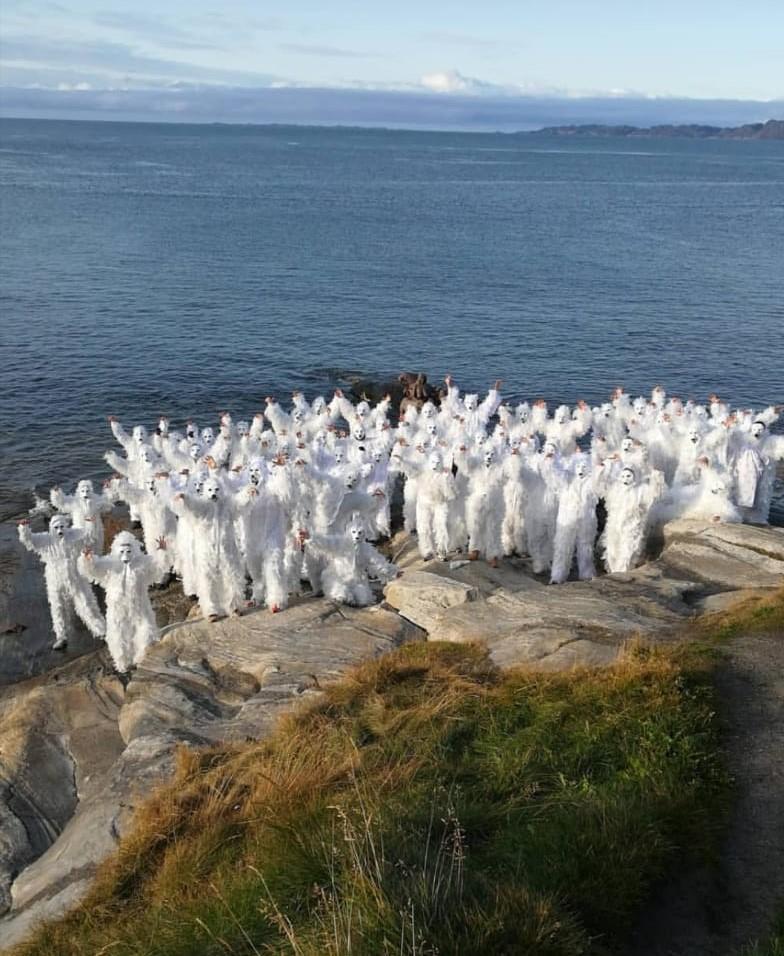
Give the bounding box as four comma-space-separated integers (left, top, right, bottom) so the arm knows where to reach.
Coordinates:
1, 0, 782, 129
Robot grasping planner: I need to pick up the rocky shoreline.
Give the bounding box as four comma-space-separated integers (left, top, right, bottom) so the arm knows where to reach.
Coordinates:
1, 515, 783, 948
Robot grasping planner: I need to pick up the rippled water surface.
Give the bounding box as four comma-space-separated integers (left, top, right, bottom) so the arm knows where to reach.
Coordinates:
1, 118, 782, 519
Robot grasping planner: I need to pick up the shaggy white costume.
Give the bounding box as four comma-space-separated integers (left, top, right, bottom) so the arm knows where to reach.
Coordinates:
111, 475, 177, 582
239, 461, 290, 612
466, 449, 505, 563
108, 418, 151, 521
550, 457, 598, 584
602, 467, 665, 573
733, 422, 784, 524
501, 444, 528, 556
304, 516, 397, 606
655, 465, 741, 525
173, 471, 208, 597
415, 453, 456, 560
50, 479, 113, 553
171, 477, 246, 619
18, 515, 105, 649
524, 446, 561, 574
79, 532, 160, 673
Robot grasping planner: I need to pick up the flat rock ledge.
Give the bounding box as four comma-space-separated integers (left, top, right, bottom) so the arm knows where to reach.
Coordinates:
1, 517, 782, 948
384, 519, 784, 669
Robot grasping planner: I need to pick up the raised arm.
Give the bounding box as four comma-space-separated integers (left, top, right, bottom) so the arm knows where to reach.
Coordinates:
440, 375, 461, 413
109, 416, 132, 452
111, 477, 145, 506
171, 491, 211, 518
264, 398, 291, 435
249, 413, 267, 440
79, 550, 112, 585
371, 395, 392, 429
159, 435, 191, 471
17, 521, 50, 554
328, 389, 356, 425
104, 450, 130, 477
49, 486, 73, 512
758, 405, 781, 427
478, 380, 503, 423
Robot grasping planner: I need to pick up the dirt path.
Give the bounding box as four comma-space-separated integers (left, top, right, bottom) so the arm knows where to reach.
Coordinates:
625, 631, 784, 955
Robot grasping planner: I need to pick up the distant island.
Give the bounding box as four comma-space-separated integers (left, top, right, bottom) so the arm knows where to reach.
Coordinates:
531, 118, 784, 140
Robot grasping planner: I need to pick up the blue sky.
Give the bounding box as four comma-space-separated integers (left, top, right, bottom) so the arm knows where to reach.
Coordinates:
1, 0, 782, 127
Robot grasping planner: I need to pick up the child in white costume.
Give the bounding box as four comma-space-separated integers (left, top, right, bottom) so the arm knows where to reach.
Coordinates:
303, 515, 398, 606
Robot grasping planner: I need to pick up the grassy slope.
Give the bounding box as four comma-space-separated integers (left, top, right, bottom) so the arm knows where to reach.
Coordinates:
745, 909, 784, 956
11, 636, 730, 956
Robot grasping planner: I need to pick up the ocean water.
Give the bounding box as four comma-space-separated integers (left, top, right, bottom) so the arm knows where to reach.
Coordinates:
1, 118, 782, 521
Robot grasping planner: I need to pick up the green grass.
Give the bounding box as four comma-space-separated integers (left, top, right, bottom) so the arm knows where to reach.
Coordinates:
11, 640, 728, 956
701, 588, 784, 642
743, 906, 784, 956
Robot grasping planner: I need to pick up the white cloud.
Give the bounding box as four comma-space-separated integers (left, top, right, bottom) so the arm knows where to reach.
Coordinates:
420, 69, 480, 94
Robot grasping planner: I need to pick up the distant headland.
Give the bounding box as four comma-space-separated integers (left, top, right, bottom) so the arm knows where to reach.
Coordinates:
531, 118, 784, 140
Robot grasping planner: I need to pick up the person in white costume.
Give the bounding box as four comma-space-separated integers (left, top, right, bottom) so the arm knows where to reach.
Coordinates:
415, 452, 457, 561
171, 475, 247, 621
79, 531, 163, 673
18, 514, 105, 650
602, 466, 665, 573
303, 515, 398, 606
550, 455, 599, 584
50, 478, 114, 553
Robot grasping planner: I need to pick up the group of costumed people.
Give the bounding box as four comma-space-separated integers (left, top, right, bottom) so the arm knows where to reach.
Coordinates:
19, 377, 782, 675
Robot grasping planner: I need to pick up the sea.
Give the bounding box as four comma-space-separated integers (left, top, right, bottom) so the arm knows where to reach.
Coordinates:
1, 118, 782, 523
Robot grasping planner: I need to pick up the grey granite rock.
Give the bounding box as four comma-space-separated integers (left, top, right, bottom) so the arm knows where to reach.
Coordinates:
384, 570, 480, 631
